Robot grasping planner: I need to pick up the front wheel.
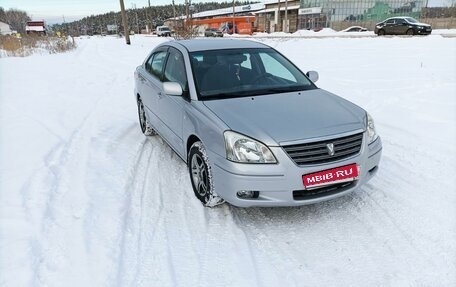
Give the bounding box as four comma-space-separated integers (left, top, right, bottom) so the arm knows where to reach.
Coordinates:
406, 29, 414, 36
378, 29, 385, 36
188, 142, 224, 207
137, 97, 157, 136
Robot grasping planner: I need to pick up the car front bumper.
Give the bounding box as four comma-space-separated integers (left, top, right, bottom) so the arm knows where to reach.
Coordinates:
417, 28, 432, 35
208, 132, 382, 207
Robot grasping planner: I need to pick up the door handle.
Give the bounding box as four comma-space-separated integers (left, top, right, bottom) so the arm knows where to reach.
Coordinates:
158, 92, 164, 99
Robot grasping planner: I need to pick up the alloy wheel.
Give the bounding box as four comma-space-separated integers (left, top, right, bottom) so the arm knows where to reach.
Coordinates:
191, 153, 209, 197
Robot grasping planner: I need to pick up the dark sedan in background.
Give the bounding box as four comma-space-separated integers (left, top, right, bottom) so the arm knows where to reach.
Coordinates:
375, 17, 432, 36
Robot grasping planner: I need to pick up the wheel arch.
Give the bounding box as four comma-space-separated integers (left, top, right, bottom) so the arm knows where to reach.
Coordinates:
186, 134, 201, 163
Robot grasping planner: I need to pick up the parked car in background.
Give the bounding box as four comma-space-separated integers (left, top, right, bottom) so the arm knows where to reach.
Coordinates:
134, 39, 382, 208
375, 17, 432, 36
204, 28, 223, 37
156, 25, 171, 37
341, 26, 368, 32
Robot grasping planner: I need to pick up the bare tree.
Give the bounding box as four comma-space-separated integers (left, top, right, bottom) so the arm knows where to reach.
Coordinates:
0, 8, 31, 34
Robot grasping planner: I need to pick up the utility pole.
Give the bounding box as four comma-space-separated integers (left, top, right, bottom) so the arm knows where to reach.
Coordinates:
131, 3, 139, 34
185, 0, 189, 29
284, 0, 288, 33
119, 0, 130, 44
232, 0, 235, 34
277, 0, 281, 32
172, 0, 176, 30
148, 0, 152, 33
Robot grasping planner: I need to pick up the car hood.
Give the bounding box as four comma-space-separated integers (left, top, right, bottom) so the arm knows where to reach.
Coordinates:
414, 22, 431, 27
203, 89, 366, 146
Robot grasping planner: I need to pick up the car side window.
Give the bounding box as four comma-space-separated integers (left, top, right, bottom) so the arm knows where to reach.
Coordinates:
386, 19, 395, 25
259, 52, 296, 83
164, 48, 187, 92
240, 53, 252, 70
147, 50, 167, 79
396, 19, 405, 25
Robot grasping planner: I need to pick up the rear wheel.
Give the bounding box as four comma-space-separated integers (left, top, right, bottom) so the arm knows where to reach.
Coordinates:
188, 141, 224, 207
137, 97, 157, 136
406, 29, 414, 36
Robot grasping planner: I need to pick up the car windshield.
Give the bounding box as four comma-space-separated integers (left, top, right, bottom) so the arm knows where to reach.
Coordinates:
404, 17, 418, 23
160, 27, 170, 31
190, 48, 316, 100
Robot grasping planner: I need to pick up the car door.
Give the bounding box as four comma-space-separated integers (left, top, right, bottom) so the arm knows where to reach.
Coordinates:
156, 47, 189, 158
394, 18, 408, 34
138, 47, 168, 133
384, 19, 395, 34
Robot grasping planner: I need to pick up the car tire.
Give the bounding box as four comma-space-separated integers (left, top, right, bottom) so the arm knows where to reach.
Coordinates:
188, 141, 224, 207
378, 29, 385, 36
137, 97, 157, 136
406, 29, 414, 36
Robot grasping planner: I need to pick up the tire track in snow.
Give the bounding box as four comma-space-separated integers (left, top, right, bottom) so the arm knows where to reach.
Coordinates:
230, 206, 318, 286
120, 138, 192, 286
32, 115, 97, 286
18, 38, 130, 286
115, 137, 155, 286
114, 134, 268, 286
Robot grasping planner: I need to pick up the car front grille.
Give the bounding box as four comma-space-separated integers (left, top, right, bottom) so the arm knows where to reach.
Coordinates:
282, 132, 363, 165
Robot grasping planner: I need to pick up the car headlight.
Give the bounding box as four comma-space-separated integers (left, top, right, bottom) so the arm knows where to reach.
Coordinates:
366, 113, 378, 144
224, 131, 277, 163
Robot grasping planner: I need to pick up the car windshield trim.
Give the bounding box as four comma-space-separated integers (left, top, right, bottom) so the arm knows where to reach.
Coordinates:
201, 85, 317, 101
190, 48, 316, 101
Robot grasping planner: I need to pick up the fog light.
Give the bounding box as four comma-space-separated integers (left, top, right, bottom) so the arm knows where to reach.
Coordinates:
236, 190, 259, 199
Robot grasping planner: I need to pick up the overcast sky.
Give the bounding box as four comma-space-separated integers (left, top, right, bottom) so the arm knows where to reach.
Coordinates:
0, 0, 449, 24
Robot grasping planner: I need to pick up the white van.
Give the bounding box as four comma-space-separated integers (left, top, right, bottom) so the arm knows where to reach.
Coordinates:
156, 26, 171, 37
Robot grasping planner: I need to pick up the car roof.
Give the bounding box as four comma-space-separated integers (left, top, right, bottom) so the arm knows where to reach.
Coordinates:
167, 39, 270, 52
386, 16, 410, 20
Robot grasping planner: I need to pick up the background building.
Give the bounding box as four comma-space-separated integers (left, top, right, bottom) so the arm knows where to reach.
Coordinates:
298, 0, 427, 30
165, 3, 264, 35
256, 0, 428, 33
256, 0, 301, 33
0, 21, 13, 35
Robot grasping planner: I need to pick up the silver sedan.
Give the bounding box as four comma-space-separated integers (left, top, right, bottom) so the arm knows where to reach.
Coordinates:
134, 39, 382, 207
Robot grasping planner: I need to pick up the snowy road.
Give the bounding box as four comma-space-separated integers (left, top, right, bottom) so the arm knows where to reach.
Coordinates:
1, 35, 455, 286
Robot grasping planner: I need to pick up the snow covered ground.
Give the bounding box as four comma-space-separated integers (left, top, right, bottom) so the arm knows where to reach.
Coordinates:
0, 34, 455, 286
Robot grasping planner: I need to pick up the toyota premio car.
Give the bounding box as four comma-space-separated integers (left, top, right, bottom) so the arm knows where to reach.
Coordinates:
134, 39, 382, 207
375, 17, 432, 36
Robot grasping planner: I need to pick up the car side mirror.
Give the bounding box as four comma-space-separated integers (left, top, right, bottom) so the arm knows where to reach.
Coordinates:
306, 71, 319, 83
163, 82, 183, 96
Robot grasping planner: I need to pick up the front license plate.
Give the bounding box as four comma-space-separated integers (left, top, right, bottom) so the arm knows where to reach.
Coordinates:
302, 164, 359, 188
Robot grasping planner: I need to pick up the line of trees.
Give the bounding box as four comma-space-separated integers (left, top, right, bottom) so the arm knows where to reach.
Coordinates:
0, 7, 31, 34
52, 1, 256, 36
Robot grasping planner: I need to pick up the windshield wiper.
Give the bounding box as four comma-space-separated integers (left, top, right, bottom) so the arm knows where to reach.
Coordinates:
255, 85, 314, 94
200, 85, 315, 100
